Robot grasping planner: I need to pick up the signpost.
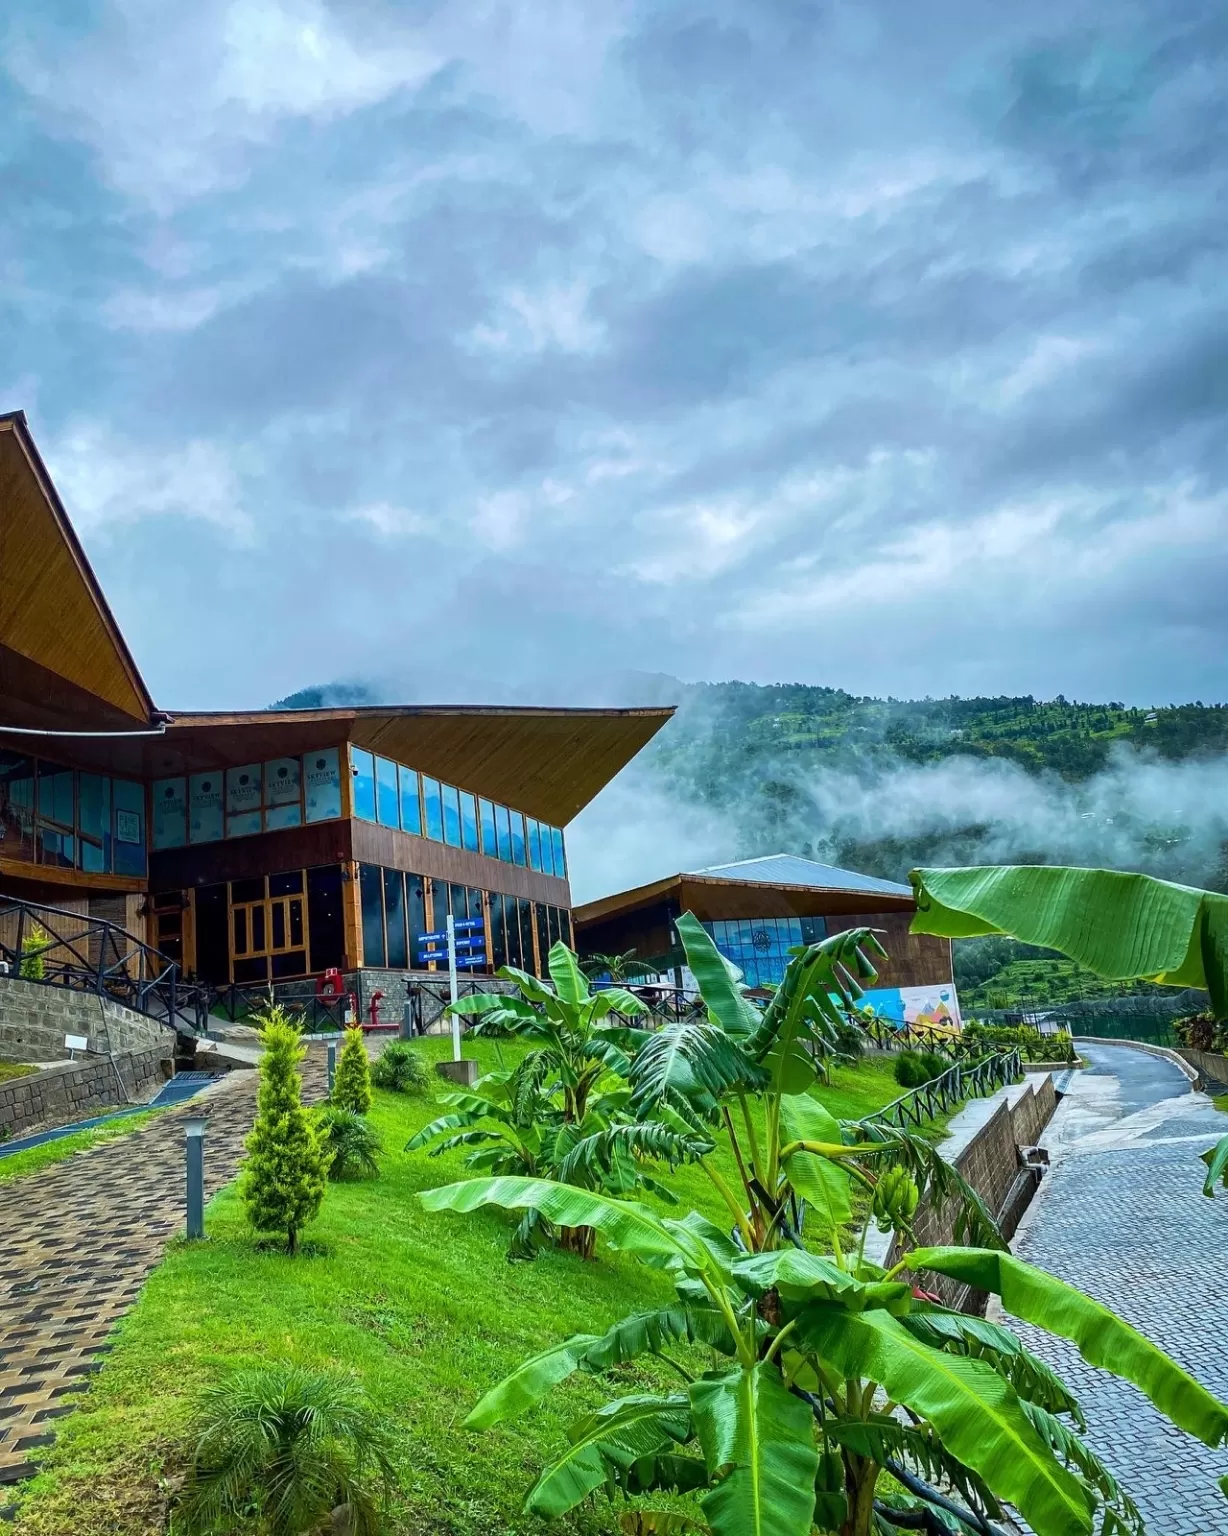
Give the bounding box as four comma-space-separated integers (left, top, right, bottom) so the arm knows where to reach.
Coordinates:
416, 916, 486, 1080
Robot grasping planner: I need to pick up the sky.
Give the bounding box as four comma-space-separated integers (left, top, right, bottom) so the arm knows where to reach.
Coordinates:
3, 0, 1227, 712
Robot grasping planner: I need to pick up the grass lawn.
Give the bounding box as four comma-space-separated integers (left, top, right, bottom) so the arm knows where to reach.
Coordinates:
0, 1062, 38, 1083
8, 1042, 933, 1536
0, 1111, 162, 1185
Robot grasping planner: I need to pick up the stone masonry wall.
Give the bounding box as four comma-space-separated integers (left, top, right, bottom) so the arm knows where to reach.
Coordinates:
1010, 1074, 1056, 1147
0, 976, 167, 1062
0, 1042, 171, 1140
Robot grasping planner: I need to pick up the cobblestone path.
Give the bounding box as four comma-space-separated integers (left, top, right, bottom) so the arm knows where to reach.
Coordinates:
1006, 1043, 1228, 1536
0, 1054, 324, 1484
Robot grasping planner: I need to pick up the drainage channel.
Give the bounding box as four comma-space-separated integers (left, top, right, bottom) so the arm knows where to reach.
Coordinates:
0, 1072, 222, 1159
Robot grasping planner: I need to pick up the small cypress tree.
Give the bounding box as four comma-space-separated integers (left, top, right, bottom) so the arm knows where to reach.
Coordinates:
20, 924, 47, 981
242, 1009, 328, 1255
332, 1027, 372, 1116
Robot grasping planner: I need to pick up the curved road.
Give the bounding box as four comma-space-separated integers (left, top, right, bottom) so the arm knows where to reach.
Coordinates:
1005, 1042, 1228, 1534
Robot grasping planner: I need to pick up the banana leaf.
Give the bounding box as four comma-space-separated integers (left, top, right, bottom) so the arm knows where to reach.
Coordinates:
909, 865, 1228, 1015
527, 1392, 691, 1517
801, 1305, 1094, 1535
732, 1249, 911, 1315
1202, 1134, 1228, 1197
907, 1247, 1228, 1447
547, 940, 591, 1006
466, 1332, 602, 1428
778, 1094, 852, 1233
690, 1362, 818, 1536
675, 912, 763, 1039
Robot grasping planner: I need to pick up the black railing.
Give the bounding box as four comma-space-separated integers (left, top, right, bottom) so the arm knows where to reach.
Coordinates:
859, 1015, 964, 1059
862, 1049, 1023, 1132
0, 897, 211, 1034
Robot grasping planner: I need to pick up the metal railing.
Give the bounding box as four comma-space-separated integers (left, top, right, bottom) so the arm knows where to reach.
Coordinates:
863, 1049, 1023, 1132
0, 897, 211, 1034
859, 1015, 964, 1059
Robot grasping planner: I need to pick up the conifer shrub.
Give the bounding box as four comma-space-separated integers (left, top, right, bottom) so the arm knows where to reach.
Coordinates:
332, 1027, 373, 1115
242, 1009, 328, 1255
19, 924, 48, 981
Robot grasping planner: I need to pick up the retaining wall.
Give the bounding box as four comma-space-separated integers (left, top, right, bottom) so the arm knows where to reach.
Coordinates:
1174, 1048, 1228, 1093
0, 976, 168, 1062
0, 1043, 172, 1140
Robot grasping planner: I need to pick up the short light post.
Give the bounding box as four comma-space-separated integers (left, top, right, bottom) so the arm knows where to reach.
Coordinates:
327, 1040, 337, 1097
185, 1114, 207, 1240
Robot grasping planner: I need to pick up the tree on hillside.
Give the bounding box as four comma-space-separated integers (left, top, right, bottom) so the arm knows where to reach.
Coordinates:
333, 1026, 373, 1115
242, 1010, 328, 1255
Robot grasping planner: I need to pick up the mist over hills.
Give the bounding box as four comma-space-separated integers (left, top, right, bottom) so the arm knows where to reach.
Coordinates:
273, 676, 1228, 904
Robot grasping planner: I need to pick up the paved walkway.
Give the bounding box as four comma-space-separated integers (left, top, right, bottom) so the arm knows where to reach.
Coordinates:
0, 1053, 324, 1484
1004, 1043, 1228, 1535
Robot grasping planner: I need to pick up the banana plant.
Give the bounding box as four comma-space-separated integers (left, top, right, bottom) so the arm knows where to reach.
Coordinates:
630, 914, 999, 1259
408, 943, 706, 1256
420, 1175, 1228, 1536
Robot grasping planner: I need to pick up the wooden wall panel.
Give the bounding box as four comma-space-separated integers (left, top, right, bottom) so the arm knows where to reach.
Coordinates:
350, 820, 570, 907
826, 911, 952, 989
149, 822, 353, 892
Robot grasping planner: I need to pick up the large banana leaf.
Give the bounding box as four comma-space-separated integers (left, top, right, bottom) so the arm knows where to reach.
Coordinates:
466, 1333, 602, 1429
527, 1392, 692, 1517
547, 940, 591, 1006
690, 1362, 818, 1536
802, 1305, 1094, 1535
629, 1018, 766, 1116
420, 1177, 695, 1265
778, 1094, 852, 1233
1202, 1134, 1228, 1197
907, 1247, 1228, 1448
901, 1308, 1083, 1421
732, 1249, 911, 1315
675, 912, 763, 1039
909, 865, 1228, 1015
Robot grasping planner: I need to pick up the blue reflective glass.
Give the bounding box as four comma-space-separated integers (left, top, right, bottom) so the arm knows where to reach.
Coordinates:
538, 823, 555, 877
551, 827, 566, 877
495, 804, 512, 861
351, 748, 376, 821
479, 798, 497, 856
442, 785, 461, 846
527, 818, 542, 872
112, 779, 146, 876
422, 777, 443, 840
510, 811, 526, 867
399, 766, 422, 835
460, 792, 479, 853
375, 757, 399, 827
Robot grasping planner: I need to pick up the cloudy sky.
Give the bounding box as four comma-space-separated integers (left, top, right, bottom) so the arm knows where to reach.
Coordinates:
3, 0, 1226, 711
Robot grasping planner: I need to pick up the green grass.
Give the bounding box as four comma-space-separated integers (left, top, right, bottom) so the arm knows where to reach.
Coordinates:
0, 1110, 162, 1184
0, 1062, 38, 1083
8, 1042, 923, 1536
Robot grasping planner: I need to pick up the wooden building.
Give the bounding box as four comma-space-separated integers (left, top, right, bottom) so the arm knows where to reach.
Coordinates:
0, 410, 674, 990
574, 853, 962, 1029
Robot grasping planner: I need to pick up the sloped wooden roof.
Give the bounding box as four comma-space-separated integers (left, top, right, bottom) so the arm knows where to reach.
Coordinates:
574, 866, 916, 928
0, 412, 154, 727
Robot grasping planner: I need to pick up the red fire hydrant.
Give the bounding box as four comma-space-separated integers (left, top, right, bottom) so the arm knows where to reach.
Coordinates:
367, 990, 385, 1031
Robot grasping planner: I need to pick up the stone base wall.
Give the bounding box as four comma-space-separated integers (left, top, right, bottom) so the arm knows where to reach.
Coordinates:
261, 968, 515, 1035
0, 1043, 172, 1140
0, 976, 168, 1063
1010, 1074, 1056, 1147
1175, 1048, 1228, 1093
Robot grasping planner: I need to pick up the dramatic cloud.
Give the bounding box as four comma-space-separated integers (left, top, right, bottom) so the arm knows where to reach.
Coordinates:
2, 0, 1226, 711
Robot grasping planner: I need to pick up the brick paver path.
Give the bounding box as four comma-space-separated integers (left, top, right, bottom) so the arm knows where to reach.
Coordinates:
1006, 1043, 1228, 1535
0, 1053, 324, 1483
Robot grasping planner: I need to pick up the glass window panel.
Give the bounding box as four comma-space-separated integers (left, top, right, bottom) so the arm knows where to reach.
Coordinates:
307, 865, 345, 973
460, 792, 479, 853
406, 877, 427, 967
0, 752, 36, 862
534, 904, 549, 971
384, 868, 407, 968
112, 779, 146, 876
399, 766, 422, 836
495, 804, 512, 861
272, 903, 286, 950
503, 894, 522, 970
304, 748, 342, 822
271, 950, 307, 979
189, 772, 224, 843
233, 956, 268, 984
359, 863, 385, 967
231, 878, 266, 904
150, 776, 184, 850
422, 777, 443, 841
510, 811, 526, 867
517, 898, 535, 972
547, 906, 560, 947
551, 827, 566, 877
350, 748, 376, 821
80, 838, 106, 873
38, 827, 74, 867
375, 757, 400, 827
527, 818, 542, 872
490, 891, 508, 969
265, 756, 301, 808
442, 785, 461, 846
269, 871, 304, 896
430, 878, 449, 926
233, 908, 248, 956
250, 905, 267, 953
226, 763, 262, 817
265, 801, 302, 831
538, 823, 555, 877
479, 798, 497, 856
37, 765, 74, 828
79, 774, 109, 841
289, 898, 305, 948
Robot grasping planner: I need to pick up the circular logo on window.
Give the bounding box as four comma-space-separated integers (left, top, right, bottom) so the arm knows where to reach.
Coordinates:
317, 758, 327, 770
277, 766, 288, 779
202, 780, 213, 793
239, 774, 250, 786
751, 928, 774, 952
164, 786, 176, 800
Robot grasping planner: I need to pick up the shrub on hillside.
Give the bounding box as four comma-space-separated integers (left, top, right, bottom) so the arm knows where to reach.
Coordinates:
1173, 1012, 1227, 1053
332, 1027, 373, 1115
242, 1010, 328, 1255
893, 1049, 950, 1088
315, 1105, 382, 1181
175, 1364, 395, 1536
370, 1038, 429, 1094
961, 1020, 1075, 1063
19, 924, 48, 981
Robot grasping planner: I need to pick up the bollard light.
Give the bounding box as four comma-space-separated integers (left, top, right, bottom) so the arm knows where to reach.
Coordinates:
327, 1040, 337, 1097
185, 1113, 207, 1240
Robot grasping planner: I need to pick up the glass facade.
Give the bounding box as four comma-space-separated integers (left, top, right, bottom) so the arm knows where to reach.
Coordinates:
357, 861, 571, 977
0, 750, 146, 876
700, 916, 827, 989
349, 746, 568, 878
154, 747, 342, 850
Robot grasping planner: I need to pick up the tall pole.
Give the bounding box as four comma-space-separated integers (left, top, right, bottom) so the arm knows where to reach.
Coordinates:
447, 913, 460, 1061
185, 1116, 206, 1239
